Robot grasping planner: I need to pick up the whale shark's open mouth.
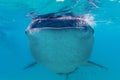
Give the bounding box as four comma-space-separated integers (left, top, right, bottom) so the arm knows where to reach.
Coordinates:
26, 12, 94, 34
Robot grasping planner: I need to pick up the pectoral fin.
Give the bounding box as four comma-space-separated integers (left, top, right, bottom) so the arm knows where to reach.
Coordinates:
83, 61, 107, 69
24, 62, 37, 70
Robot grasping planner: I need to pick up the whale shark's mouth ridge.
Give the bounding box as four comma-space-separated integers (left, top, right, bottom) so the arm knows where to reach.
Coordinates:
26, 12, 94, 33
31, 18, 80, 28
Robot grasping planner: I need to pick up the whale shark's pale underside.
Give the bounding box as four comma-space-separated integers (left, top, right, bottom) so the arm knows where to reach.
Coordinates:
25, 12, 106, 80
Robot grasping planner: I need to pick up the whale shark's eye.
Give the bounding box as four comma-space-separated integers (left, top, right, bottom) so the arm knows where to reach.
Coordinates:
81, 26, 88, 31
79, 25, 94, 34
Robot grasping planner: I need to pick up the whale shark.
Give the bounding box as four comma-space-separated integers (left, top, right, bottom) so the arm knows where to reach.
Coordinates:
25, 12, 105, 80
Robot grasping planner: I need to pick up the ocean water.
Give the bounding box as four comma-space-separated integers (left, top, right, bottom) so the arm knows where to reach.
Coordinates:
0, 0, 120, 80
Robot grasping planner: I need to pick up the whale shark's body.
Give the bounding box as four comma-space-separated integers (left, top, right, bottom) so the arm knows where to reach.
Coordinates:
25, 12, 105, 79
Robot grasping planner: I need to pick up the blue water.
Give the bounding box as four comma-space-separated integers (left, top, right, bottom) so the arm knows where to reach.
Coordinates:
0, 0, 120, 80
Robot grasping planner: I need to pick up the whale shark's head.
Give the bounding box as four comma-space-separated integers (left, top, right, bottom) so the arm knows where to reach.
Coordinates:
25, 12, 94, 36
